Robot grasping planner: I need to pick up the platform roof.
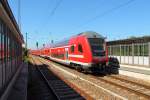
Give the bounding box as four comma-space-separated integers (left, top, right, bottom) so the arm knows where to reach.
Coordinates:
107, 36, 150, 46
0, 0, 24, 43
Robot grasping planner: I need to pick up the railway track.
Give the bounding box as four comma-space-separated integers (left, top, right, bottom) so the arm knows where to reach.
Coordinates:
96, 77, 150, 99
35, 56, 150, 99
108, 75, 150, 90
30, 56, 85, 100
86, 73, 150, 99
28, 58, 58, 100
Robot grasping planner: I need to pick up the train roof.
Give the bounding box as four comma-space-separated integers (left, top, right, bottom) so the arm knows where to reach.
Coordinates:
77, 31, 105, 38
44, 31, 104, 48
50, 39, 69, 48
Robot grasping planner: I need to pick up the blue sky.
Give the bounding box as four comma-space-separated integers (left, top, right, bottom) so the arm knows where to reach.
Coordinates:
8, 0, 150, 49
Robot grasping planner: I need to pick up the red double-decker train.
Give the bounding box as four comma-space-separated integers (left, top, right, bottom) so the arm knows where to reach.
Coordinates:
31, 31, 118, 73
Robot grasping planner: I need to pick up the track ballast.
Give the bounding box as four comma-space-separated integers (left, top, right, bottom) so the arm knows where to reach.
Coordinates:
28, 57, 85, 100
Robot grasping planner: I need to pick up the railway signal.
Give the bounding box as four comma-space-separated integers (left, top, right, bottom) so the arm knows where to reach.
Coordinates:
36, 42, 38, 49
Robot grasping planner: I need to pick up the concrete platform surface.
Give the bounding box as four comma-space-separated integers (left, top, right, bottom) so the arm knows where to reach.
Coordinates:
120, 64, 150, 75
7, 63, 28, 100
119, 64, 150, 82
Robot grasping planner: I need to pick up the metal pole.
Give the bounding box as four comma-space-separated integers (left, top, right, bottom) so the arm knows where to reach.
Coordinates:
25, 32, 27, 49
148, 42, 150, 67
18, 0, 21, 31
138, 44, 139, 65
120, 45, 121, 63
128, 45, 129, 64
143, 43, 144, 65
123, 45, 125, 63
132, 43, 134, 65
109, 45, 112, 56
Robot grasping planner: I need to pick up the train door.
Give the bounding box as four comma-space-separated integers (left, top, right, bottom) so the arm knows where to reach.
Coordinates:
65, 48, 68, 60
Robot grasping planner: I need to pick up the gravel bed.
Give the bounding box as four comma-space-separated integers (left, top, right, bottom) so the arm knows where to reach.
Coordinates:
113, 75, 150, 87
101, 76, 150, 99
38, 57, 149, 100
37, 58, 121, 99
46, 62, 120, 99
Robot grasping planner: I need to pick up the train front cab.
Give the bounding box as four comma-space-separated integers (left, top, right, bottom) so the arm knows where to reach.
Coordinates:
69, 33, 108, 73
69, 36, 92, 71
88, 37, 109, 73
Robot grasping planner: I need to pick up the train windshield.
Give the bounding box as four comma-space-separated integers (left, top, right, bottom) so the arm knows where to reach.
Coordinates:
88, 38, 105, 57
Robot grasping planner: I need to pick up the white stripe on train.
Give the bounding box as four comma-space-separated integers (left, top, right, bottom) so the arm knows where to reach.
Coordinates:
68, 54, 84, 58
47, 56, 91, 67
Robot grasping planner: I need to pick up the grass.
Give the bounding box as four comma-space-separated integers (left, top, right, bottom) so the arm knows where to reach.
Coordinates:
23, 55, 30, 63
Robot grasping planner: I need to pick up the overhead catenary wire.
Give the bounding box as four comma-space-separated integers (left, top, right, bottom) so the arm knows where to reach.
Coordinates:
49, 0, 63, 17
76, 0, 136, 29
40, 0, 63, 38
45, 0, 63, 23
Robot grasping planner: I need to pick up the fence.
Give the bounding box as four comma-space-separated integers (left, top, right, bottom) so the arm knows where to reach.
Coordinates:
108, 42, 150, 67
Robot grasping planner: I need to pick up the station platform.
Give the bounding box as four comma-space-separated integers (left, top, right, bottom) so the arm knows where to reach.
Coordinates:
7, 63, 28, 100
119, 64, 150, 82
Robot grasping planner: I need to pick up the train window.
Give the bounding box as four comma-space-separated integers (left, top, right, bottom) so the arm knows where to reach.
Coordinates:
88, 38, 104, 44
88, 38, 105, 56
70, 45, 74, 53
78, 44, 83, 53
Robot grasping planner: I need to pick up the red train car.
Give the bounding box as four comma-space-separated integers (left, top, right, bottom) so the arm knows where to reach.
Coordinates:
30, 50, 41, 56
38, 31, 109, 73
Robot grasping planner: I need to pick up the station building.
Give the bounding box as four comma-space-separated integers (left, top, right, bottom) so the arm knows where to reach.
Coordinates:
0, 0, 24, 99
107, 36, 150, 67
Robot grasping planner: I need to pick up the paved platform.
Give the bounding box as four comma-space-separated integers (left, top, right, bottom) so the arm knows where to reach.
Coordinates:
119, 64, 150, 82
7, 63, 28, 100
120, 64, 150, 75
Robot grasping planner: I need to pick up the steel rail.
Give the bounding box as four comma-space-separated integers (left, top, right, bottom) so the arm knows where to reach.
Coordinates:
31, 56, 85, 100
38, 56, 128, 100
93, 76, 150, 99
38, 56, 150, 99
31, 56, 60, 100
37, 57, 88, 100
109, 75, 150, 90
